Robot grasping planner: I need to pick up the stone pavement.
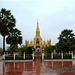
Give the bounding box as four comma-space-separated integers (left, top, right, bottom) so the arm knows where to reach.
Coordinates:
0, 55, 75, 75
0, 60, 75, 75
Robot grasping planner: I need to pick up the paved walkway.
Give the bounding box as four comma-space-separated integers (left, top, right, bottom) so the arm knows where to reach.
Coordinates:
0, 60, 75, 75
0, 55, 75, 75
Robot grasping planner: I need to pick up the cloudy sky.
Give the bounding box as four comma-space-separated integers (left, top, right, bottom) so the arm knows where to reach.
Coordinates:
0, 0, 75, 49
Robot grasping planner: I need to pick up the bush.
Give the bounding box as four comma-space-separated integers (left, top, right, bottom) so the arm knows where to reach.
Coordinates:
53, 54, 61, 59
44, 53, 72, 59
25, 54, 32, 60
15, 56, 23, 60
0, 53, 3, 56
63, 54, 72, 59
44, 53, 51, 59
5, 54, 32, 60
5, 56, 13, 60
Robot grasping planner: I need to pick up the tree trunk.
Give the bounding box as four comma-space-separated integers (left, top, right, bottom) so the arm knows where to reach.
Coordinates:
3, 36, 5, 53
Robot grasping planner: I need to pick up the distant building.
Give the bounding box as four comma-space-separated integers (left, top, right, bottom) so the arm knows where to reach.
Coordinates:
25, 21, 51, 52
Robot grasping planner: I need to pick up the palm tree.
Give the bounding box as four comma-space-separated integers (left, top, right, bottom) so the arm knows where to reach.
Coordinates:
0, 8, 16, 52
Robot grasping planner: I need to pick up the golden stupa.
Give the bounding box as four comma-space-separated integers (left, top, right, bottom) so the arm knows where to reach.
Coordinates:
25, 21, 51, 52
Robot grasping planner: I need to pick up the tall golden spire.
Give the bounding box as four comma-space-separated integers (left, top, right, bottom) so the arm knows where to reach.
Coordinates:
36, 20, 40, 36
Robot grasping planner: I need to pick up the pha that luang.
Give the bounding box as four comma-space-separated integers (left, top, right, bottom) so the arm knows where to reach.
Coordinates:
25, 21, 51, 52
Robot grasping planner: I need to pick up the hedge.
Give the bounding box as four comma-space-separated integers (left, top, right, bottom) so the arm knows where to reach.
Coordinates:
5, 54, 32, 60
15, 56, 23, 60
25, 54, 32, 60
63, 54, 72, 59
44, 54, 72, 59
53, 54, 61, 59
44, 53, 51, 59
5, 56, 13, 60
44, 55, 51, 59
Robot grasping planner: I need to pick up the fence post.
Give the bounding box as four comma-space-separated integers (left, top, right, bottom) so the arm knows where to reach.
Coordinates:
14, 52, 15, 60
24, 52, 25, 60
61, 51, 63, 59
51, 52, 53, 59
71, 51, 73, 59
42, 51, 44, 60
3, 52, 5, 60
33, 51, 34, 61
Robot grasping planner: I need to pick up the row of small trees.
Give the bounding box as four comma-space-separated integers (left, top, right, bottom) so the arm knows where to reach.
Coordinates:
6, 46, 33, 54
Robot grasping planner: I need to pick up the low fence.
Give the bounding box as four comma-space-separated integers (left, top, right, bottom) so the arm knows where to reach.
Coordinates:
44, 51, 73, 60
2, 51, 74, 60
3, 52, 35, 60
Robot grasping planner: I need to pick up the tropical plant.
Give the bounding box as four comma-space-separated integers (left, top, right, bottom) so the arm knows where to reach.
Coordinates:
56, 29, 75, 52
0, 8, 16, 52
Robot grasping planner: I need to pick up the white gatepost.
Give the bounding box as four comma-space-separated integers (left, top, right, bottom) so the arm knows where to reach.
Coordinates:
24, 52, 25, 60
33, 51, 34, 61
42, 52, 44, 60
3, 52, 5, 60
71, 51, 73, 59
14, 52, 15, 60
51, 52, 53, 59
61, 51, 63, 59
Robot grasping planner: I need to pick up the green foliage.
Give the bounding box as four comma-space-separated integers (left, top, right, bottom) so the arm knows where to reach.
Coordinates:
15, 56, 23, 60
18, 46, 33, 54
5, 55, 32, 60
0, 53, 3, 56
63, 54, 72, 59
7, 46, 33, 54
15, 55, 32, 60
6, 28, 22, 46
44, 54, 72, 59
0, 8, 16, 52
5, 56, 13, 60
7, 45, 18, 53
56, 29, 75, 52
25, 54, 32, 60
25, 46, 33, 54
18, 46, 26, 53
53, 54, 61, 59
44, 53, 51, 59
44, 46, 55, 53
